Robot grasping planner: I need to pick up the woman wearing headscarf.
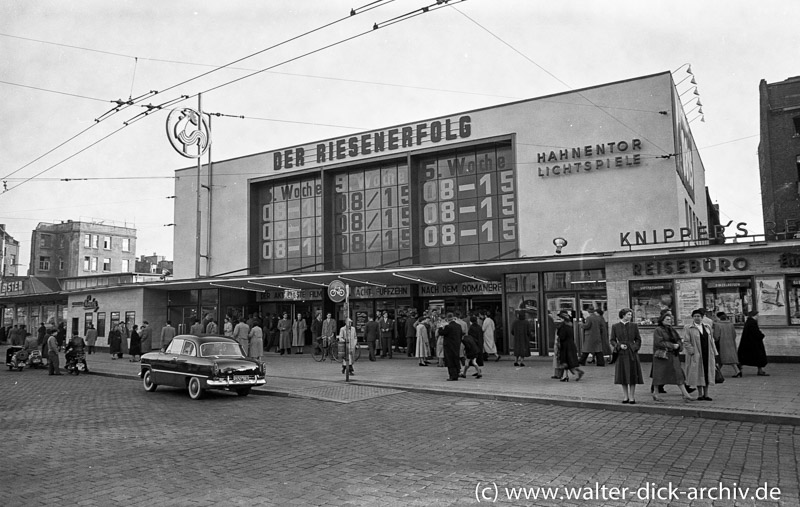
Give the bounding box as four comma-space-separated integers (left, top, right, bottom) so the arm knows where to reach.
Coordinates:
737, 310, 768, 376
610, 308, 643, 404
651, 311, 694, 402
714, 311, 741, 377
556, 310, 584, 382
683, 308, 717, 401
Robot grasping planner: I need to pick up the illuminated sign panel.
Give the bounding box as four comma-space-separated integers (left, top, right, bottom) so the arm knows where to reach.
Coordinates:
258, 176, 323, 273
417, 144, 516, 263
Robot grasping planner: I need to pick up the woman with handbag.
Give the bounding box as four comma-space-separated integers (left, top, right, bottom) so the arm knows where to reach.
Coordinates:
738, 311, 769, 376
651, 311, 694, 402
683, 308, 718, 401
610, 308, 644, 404
714, 311, 741, 377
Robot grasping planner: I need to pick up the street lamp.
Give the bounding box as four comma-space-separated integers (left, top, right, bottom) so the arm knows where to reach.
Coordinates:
553, 237, 568, 255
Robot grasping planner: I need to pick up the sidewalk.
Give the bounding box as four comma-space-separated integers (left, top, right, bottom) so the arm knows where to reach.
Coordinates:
21, 345, 800, 426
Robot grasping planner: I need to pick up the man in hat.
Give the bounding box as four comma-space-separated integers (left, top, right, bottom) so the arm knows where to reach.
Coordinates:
579, 307, 607, 367
47, 328, 62, 375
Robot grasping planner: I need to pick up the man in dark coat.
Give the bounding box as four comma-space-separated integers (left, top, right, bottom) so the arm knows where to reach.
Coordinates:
439, 313, 463, 381
365, 314, 380, 361
379, 311, 395, 359
579, 308, 607, 366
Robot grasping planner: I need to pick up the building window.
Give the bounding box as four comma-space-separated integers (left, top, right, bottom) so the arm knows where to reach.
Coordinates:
122, 238, 130, 252
103, 236, 111, 249
793, 116, 800, 137
59, 258, 64, 270
91, 257, 98, 271
103, 258, 111, 271
97, 312, 106, 337
92, 235, 99, 248
122, 259, 130, 272
703, 278, 753, 325
125, 311, 136, 329
39, 234, 50, 248
84, 313, 94, 334
84, 256, 90, 271
39, 256, 51, 271
84, 234, 91, 247
630, 280, 674, 326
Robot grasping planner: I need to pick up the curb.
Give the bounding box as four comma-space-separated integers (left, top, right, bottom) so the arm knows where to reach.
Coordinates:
90, 370, 800, 426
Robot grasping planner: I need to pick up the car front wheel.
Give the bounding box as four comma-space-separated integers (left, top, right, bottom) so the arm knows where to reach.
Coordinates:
188, 377, 204, 400
142, 369, 158, 392
236, 387, 251, 397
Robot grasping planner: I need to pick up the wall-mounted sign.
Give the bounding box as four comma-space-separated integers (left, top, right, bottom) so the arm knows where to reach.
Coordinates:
419, 281, 503, 296
620, 221, 749, 247
83, 295, 99, 312
166, 108, 210, 158
632, 257, 748, 276
1, 280, 24, 294
256, 289, 323, 302
537, 139, 642, 178
779, 251, 800, 268
272, 115, 472, 171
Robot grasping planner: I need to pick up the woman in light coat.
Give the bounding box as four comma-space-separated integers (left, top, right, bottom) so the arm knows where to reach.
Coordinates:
248, 323, 263, 361
415, 319, 430, 366
713, 312, 741, 377
292, 313, 307, 354
683, 309, 718, 401
277, 313, 292, 355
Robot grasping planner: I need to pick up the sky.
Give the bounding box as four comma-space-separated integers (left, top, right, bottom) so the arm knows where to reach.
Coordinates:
1, 0, 798, 275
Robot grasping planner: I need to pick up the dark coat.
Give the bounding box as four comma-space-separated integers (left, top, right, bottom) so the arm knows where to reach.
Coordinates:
651, 325, 685, 385
511, 318, 532, 357
462, 333, 480, 359
108, 329, 121, 354
610, 321, 644, 385
364, 320, 380, 343
129, 330, 141, 356
738, 317, 767, 367
557, 323, 579, 369
439, 321, 462, 357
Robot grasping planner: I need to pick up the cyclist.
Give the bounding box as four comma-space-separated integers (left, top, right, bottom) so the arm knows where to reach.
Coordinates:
321, 313, 337, 360
311, 312, 324, 357
338, 318, 357, 375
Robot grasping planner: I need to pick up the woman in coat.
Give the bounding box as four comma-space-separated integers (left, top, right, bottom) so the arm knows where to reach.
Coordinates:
415, 318, 430, 366
556, 311, 584, 382
118, 322, 129, 359
651, 311, 694, 402
511, 312, 532, 367
683, 308, 718, 401
277, 313, 292, 355
610, 308, 643, 404
738, 310, 768, 376
292, 313, 307, 354
223, 317, 234, 337
128, 324, 141, 362
248, 323, 263, 361
714, 311, 741, 377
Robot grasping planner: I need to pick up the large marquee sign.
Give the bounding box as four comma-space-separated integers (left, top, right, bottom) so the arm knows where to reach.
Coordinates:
254, 140, 518, 274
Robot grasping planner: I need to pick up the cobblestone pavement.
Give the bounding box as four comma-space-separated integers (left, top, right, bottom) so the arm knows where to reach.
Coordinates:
1, 364, 798, 506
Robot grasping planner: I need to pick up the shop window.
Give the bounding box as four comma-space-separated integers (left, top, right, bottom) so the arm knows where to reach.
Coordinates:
97, 312, 106, 337
755, 276, 788, 326
703, 278, 753, 325
125, 311, 136, 328
110, 312, 121, 332
505, 273, 538, 293
789, 277, 800, 325
544, 269, 605, 291
39, 256, 50, 271
630, 281, 674, 326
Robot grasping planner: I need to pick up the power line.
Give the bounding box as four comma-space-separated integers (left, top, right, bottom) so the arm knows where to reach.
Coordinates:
0, 80, 108, 102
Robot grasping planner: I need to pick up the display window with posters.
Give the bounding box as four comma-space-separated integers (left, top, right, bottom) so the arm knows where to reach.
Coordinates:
788, 276, 800, 326
703, 278, 753, 325
630, 281, 674, 326
755, 276, 788, 326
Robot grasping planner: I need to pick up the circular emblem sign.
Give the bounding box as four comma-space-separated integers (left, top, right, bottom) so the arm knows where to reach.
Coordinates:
166, 107, 211, 158
328, 280, 347, 303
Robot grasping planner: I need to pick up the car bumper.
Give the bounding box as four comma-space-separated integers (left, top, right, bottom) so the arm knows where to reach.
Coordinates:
206, 377, 266, 387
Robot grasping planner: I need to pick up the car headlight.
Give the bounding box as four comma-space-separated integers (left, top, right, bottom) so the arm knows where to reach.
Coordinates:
259, 361, 266, 376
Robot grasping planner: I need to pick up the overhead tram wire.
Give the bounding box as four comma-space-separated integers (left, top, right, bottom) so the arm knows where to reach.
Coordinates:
0, 0, 396, 191
1, 1, 453, 195
453, 5, 672, 158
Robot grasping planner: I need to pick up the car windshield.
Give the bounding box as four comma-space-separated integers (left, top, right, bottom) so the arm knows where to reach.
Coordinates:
200, 342, 246, 358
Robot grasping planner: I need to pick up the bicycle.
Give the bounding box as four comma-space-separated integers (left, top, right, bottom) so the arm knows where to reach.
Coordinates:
331, 341, 361, 363
312, 337, 335, 362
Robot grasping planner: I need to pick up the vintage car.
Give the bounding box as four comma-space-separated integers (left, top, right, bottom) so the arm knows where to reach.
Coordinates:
139, 335, 266, 399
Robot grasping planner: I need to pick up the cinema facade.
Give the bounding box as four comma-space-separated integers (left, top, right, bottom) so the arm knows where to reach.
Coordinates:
168, 72, 800, 358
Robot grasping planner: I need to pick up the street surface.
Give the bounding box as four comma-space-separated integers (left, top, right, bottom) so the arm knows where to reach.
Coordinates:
1, 365, 797, 506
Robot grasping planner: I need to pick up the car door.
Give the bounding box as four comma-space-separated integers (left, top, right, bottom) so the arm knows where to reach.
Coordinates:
157, 338, 185, 387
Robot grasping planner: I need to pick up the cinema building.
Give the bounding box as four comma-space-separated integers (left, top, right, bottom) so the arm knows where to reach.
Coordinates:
165, 71, 799, 357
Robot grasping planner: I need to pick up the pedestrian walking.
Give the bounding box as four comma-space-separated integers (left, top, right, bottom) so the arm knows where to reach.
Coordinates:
233, 318, 250, 355
405, 311, 417, 357
714, 312, 741, 377
248, 323, 263, 361
292, 313, 306, 354
556, 311, 584, 382
379, 311, 395, 358
139, 321, 152, 354
480, 311, 501, 362
439, 313, 463, 381
651, 311, 694, 403
108, 324, 122, 359
311, 312, 323, 354
119, 322, 129, 359
46, 328, 61, 375
415, 317, 430, 366
511, 312, 532, 367
738, 310, 769, 376
278, 312, 292, 355
610, 308, 643, 404
338, 319, 357, 375
683, 308, 717, 401
160, 321, 176, 349
460, 319, 482, 379
579, 307, 607, 366
365, 314, 380, 361
85, 324, 98, 354
129, 324, 141, 362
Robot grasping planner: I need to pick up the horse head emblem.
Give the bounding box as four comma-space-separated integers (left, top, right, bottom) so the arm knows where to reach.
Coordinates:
166, 107, 211, 158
